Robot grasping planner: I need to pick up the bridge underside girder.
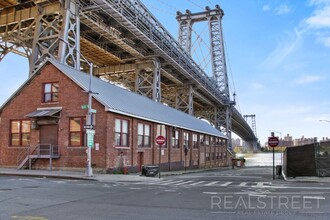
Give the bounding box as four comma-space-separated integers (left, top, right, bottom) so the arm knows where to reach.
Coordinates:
0, 0, 257, 145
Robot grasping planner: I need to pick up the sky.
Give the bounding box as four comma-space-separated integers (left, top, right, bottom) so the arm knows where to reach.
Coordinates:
1, 0, 330, 145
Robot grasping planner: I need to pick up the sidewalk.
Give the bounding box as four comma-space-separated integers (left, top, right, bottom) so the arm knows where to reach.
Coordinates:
0, 167, 231, 183
2, 167, 329, 183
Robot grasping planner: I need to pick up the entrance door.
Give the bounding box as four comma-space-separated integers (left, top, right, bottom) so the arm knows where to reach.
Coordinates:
39, 125, 58, 155
137, 152, 144, 172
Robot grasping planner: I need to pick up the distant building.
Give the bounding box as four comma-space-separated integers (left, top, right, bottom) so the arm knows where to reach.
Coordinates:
293, 136, 315, 146
232, 138, 241, 147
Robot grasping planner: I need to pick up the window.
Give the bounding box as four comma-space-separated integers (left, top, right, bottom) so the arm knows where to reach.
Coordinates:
69, 117, 85, 146
206, 153, 210, 161
204, 135, 210, 145
10, 120, 31, 146
138, 123, 150, 148
43, 82, 59, 103
171, 129, 180, 148
192, 134, 198, 148
115, 119, 129, 147
200, 135, 204, 144
183, 132, 189, 149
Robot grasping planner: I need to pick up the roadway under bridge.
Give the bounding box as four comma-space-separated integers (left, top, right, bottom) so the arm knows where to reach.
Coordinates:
0, 0, 258, 150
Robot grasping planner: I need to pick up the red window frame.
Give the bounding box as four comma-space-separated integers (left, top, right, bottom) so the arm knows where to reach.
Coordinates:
115, 118, 129, 147
138, 123, 150, 148
69, 117, 85, 147
10, 120, 31, 146
42, 82, 59, 103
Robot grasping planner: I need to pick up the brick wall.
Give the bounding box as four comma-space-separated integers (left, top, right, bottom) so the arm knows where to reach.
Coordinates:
0, 63, 230, 172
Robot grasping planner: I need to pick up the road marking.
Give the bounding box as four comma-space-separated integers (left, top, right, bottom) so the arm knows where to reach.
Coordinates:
159, 180, 185, 185
255, 182, 271, 187
264, 185, 330, 190
205, 181, 219, 186
219, 182, 232, 187
174, 180, 194, 185
189, 181, 206, 186
147, 180, 173, 185
238, 182, 248, 187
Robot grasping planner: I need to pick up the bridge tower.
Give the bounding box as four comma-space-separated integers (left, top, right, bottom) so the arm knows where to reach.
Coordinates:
243, 114, 258, 151
0, 0, 81, 76
176, 5, 235, 150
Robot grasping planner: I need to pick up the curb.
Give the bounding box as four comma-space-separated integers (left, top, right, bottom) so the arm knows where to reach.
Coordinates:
0, 171, 95, 181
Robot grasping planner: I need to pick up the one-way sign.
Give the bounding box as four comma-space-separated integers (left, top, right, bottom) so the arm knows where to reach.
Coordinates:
268, 136, 279, 147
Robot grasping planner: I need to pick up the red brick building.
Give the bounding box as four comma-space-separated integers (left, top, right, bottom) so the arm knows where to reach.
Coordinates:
0, 59, 229, 173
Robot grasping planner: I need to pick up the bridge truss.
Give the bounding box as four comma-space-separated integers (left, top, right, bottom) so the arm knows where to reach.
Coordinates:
0, 0, 257, 149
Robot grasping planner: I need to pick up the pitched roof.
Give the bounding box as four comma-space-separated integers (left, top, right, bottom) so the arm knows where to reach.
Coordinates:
3, 59, 226, 138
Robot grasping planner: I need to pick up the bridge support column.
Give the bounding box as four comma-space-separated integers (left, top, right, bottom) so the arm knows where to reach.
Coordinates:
177, 12, 193, 55
135, 58, 161, 102
30, 0, 80, 76
215, 106, 233, 151
175, 85, 193, 115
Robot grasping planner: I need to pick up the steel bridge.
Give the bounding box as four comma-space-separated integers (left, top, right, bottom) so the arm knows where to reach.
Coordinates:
0, 0, 258, 150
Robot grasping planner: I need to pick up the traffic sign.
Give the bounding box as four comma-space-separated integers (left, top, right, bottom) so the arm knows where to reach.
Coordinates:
86, 129, 95, 148
84, 125, 94, 129
155, 135, 166, 146
268, 136, 279, 147
81, 105, 88, 109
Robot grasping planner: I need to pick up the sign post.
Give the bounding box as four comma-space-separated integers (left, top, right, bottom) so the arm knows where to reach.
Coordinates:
156, 135, 166, 178
268, 135, 279, 180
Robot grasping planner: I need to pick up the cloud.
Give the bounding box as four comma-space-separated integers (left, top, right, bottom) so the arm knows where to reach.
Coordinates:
317, 34, 330, 47
251, 82, 265, 90
275, 4, 291, 15
306, 6, 330, 28
262, 5, 270, 11
262, 28, 303, 68
294, 75, 322, 84
268, 105, 312, 118
304, 0, 330, 47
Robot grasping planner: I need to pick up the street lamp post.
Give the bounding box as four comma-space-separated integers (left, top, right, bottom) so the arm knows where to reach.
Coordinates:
59, 38, 95, 177
86, 63, 94, 177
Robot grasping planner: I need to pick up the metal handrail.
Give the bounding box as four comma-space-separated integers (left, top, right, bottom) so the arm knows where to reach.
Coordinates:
17, 144, 60, 167
16, 146, 29, 167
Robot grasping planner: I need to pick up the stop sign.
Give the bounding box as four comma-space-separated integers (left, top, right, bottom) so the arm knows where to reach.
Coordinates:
156, 135, 166, 146
268, 136, 279, 147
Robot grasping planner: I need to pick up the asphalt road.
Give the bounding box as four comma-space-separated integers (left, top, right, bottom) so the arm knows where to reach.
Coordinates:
1, 167, 329, 220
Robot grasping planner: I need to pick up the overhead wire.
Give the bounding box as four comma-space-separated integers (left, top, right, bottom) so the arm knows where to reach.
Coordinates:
186, 0, 204, 10
223, 33, 241, 113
